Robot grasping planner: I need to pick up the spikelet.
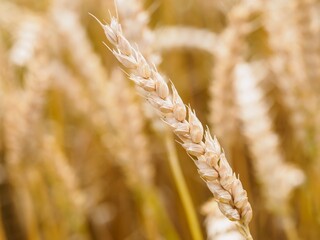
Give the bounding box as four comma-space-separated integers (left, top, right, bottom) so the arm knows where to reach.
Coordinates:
93, 15, 253, 239
153, 27, 217, 55
202, 199, 244, 240
234, 62, 304, 212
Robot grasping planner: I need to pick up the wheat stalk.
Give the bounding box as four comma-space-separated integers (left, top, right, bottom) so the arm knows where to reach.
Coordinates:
91, 14, 253, 239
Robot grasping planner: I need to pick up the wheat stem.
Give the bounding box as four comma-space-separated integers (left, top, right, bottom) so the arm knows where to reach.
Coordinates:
164, 131, 203, 240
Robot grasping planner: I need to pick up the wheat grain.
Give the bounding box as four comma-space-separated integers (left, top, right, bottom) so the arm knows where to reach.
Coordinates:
92, 14, 253, 239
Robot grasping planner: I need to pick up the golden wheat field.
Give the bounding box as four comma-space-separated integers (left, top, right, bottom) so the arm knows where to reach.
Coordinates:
0, 0, 320, 239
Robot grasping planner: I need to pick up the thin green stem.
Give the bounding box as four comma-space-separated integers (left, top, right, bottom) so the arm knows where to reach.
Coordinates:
134, 185, 180, 240
164, 132, 203, 240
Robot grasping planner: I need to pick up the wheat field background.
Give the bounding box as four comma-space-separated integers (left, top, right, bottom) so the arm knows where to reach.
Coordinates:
0, 0, 320, 239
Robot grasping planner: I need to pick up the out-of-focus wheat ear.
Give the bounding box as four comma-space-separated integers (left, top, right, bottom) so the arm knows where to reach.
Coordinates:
3, 19, 61, 236
9, 15, 43, 67
93, 14, 253, 239
0, 1, 26, 33
50, 4, 110, 111
264, 0, 320, 161
2, 61, 54, 239
291, 0, 320, 93
234, 61, 304, 239
26, 165, 68, 239
49, 61, 95, 117
153, 27, 217, 55
2, 71, 47, 240
106, 69, 154, 186
201, 199, 244, 240
3, 64, 52, 239
209, 1, 260, 167
39, 134, 90, 239
4, 60, 50, 165
105, 70, 178, 239
290, 0, 320, 162
116, 0, 159, 64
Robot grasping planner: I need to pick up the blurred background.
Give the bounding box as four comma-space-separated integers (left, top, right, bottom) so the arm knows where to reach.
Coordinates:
0, 0, 320, 239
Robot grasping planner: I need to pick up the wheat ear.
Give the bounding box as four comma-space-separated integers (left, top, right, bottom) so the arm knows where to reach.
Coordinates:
92, 14, 253, 239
